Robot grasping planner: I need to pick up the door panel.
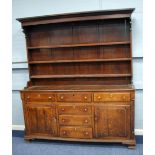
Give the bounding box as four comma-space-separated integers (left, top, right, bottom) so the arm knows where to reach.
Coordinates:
25, 104, 57, 136
108, 107, 129, 137
95, 104, 130, 138
95, 107, 108, 137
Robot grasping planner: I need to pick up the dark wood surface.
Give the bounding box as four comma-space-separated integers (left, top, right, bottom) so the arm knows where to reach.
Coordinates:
28, 41, 130, 49
25, 17, 131, 85
24, 85, 134, 91
19, 9, 136, 148
21, 89, 135, 148
17, 8, 134, 26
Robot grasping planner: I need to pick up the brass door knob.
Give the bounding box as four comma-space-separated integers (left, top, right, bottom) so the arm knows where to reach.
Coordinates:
84, 131, 89, 135
27, 96, 30, 99
53, 117, 56, 122
62, 131, 66, 135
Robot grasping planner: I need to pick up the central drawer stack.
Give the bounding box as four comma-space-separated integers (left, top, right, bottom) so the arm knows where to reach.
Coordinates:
57, 92, 93, 139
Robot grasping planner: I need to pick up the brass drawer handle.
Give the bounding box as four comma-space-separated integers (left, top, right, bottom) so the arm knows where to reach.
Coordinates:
60, 96, 64, 100
84, 119, 88, 123
62, 119, 65, 122
84, 96, 87, 100
27, 96, 30, 99
84, 108, 88, 112
48, 96, 52, 99
97, 96, 101, 99
123, 96, 126, 100
110, 94, 113, 97
61, 108, 65, 111
84, 131, 89, 135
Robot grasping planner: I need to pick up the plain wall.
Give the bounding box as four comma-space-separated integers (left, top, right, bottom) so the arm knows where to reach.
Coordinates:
12, 0, 143, 132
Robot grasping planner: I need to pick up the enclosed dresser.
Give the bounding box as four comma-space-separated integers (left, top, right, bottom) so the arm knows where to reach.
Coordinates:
18, 8, 136, 148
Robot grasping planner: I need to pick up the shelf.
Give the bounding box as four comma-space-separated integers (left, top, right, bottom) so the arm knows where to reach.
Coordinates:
28, 41, 130, 50
31, 74, 132, 79
26, 85, 134, 91
29, 58, 131, 64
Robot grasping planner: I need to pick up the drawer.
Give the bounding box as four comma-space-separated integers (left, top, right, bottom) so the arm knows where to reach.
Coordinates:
57, 93, 91, 102
58, 105, 92, 115
25, 93, 55, 102
94, 92, 130, 102
60, 127, 92, 139
59, 115, 92, 126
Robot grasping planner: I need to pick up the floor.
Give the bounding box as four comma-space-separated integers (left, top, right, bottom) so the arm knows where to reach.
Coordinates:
12, 136, 143, 155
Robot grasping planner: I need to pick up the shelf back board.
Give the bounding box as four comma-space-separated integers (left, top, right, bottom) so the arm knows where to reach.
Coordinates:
17, 9, 134, 87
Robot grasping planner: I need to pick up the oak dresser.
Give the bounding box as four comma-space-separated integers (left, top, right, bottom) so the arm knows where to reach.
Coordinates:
18, 8, 136, 148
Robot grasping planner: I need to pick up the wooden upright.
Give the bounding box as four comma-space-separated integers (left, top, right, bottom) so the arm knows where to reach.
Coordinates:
18, 8, 136, 148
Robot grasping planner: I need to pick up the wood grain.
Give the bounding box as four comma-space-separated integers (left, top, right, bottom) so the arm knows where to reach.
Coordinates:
19, 9, 135, 148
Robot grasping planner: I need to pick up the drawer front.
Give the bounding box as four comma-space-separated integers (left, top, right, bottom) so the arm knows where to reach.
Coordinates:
58, 105, 92, 115
59, 115, 92, 126
57, 93, 91, 102
60, 127, 92, 139
25, 93, 55, 102
94, 92, 130, 102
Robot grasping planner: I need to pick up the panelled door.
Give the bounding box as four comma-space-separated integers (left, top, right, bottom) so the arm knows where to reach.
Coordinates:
24, 104, 57, 136
94, 104, 131, 138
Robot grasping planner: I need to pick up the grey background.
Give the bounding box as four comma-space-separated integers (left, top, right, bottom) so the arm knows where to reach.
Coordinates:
12, 0, 143, 132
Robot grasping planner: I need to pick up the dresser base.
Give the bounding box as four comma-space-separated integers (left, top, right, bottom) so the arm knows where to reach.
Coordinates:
21, 85, 136, 149
24, 135, 136, 149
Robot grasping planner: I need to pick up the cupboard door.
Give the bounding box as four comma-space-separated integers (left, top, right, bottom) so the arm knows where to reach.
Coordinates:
24, 104, 57, 136
95, 105, 130, 138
